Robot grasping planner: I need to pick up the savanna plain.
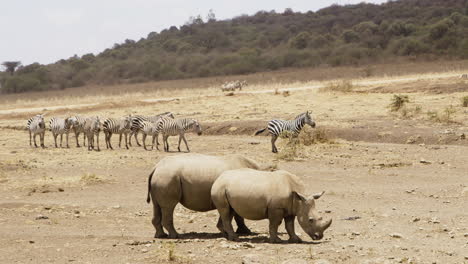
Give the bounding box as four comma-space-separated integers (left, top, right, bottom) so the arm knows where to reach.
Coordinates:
0, 61, 467, 264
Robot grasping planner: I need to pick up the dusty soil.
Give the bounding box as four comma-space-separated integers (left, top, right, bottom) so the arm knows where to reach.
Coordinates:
0, 64, 467, 264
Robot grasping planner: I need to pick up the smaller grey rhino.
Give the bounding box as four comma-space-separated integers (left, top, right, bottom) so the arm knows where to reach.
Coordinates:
211, 168, 332, 243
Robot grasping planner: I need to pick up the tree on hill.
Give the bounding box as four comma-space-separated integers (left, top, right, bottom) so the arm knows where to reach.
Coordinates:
2, 61, 21, 75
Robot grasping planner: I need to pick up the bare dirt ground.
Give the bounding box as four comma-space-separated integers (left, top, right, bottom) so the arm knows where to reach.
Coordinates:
0, 62, 467, 264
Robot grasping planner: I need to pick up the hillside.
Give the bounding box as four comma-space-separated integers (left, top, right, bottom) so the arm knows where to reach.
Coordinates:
1, 0, 468, 93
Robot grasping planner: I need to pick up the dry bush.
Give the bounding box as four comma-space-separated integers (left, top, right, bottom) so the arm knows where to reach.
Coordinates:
282, 90, 290, 97
320, 80, 354, 93
389, 94, 409, 112
80, 173, 104, 185
278, 128, 332, 160
426, 105, 457, 123
299, 127, 332, 145
462, 96, 468, 107
400, 105, 422, 119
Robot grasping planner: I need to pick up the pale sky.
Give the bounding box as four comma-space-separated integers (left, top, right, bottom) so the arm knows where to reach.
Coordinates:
0, 0, 388, 66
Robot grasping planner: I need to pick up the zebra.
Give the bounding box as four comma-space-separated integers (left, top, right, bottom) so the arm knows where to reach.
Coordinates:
102, 115, 132, 150
254, 111, 316, 153
140, 120, 161, 150
27, 114, 46, 148
84, 116, 101, 151
49, 117, 75, 148
157, 118, 202, 152
70, 115, 87, 147
221, 80, 247, 92
129, 112, 174, 147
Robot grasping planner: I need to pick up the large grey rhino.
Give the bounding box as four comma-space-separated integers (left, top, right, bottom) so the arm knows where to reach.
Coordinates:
211, 168, 332, 243
146, 153, 276, 238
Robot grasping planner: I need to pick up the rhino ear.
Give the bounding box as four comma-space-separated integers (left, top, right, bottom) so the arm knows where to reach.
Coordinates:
312, 191, 325, 200
293, 192, 307, 202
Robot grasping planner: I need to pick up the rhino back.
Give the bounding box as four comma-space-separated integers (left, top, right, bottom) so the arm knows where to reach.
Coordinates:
152, 154, 259, 212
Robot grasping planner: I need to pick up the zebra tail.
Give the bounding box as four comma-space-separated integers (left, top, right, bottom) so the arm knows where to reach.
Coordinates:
146, 167, 157, 203
254, 128, 266, 136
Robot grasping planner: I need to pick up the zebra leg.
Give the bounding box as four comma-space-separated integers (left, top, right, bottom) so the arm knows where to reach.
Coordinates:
108, 133, 113, 150
143, 134, 148, 150
53, 133, 58, 148
33, 133, 38, 148
152, 135, 157, 150
75, 131, 80, 147
135, 131, 142, 146
125, 133, 129, 149
60, 134, 63, 148
271, 134, 278, 153
177, 135, 182, 152
29, 130, 32, 146
181, 134, 190, 152
96, 132, 100, 151
128, 131, 133, 147
83, 132, 86, 147
66, 133, 70, 148
41, 132, 45, 148
163, 135, 169, 152
118, 133, 122, 148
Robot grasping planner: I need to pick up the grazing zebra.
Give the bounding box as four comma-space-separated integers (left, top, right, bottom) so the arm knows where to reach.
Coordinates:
221, 80, 247, 92
129, 112, 174, 147
27, 114, 46, 148
49, 117, 75, 148
84, 116, 101, 151
254, 111, 316, 153
140, 120, 160, 150
157, 118, 202, 152
102, 115, 132, 150
70, 115, 87, 147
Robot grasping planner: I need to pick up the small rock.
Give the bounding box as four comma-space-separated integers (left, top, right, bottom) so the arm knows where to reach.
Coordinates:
35, 215, 49, 220
243, 242, 255, 248
112, 205, 121, 209
420, 159, 431, 164
73, 210, 80, 214
29, 240, 35, 244
390, 233, 403, 238
324, 210, 332, 213
412, 217, 420, 222
351, 232, 360, 236
58, 188, 64, 192
141, 248, 148, 253
429, 217, 440, 224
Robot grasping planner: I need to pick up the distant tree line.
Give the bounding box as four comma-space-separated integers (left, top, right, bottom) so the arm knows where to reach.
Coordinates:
2, 0, 468, 93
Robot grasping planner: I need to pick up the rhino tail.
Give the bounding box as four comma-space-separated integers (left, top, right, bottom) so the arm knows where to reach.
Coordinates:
146, 167, 157, 203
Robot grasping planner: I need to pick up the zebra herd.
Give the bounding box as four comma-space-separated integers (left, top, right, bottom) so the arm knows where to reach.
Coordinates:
220, 80, 248, 92
26, 110, 316, 153
26, 112, 202, 152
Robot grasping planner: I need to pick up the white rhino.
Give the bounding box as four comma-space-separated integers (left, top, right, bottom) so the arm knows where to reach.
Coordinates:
146, 153, 276, 238
211, 168, 332, 243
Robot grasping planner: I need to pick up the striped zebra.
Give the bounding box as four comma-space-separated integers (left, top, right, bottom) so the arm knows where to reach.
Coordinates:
129, 112, 174, 147
27, 114, 46, 148
254, 111, 316, 153
84, 116, 101, 151
70, 115, 87, 147
102, 115, 132, 150
140, 120, 160, 150
157, 118, 202, 152
221, 80, 247, 92
49, 117, 75, 148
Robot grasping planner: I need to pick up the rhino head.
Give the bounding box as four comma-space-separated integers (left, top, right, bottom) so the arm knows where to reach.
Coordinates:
293, 191, 332, 241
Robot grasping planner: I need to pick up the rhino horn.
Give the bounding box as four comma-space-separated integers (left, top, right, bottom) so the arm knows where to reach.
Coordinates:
312, 191, 325, 200
320, 218, 332, 231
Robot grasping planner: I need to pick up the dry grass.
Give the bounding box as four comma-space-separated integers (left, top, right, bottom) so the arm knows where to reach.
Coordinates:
320, 80, 354, 93
462, 96, 468, 107
80, 173, 105, 185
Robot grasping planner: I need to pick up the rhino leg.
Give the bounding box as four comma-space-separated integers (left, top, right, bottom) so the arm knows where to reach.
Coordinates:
216, 216, 225, 234
151, 199, 167, 238
219, 208, 238, 241
161, 204, 179, 239
285, 216, 302, 243
234, 213, 252, 235
268, 208, 284, 243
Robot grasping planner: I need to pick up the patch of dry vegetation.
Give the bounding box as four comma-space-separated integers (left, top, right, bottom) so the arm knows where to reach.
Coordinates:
462, 96, 468, 107
320, 80, 354, 93
278, 128, 334, 161
80, 173, 105, 185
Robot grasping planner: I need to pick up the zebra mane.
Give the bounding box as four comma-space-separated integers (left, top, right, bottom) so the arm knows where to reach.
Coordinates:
294, 112, 308, 120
